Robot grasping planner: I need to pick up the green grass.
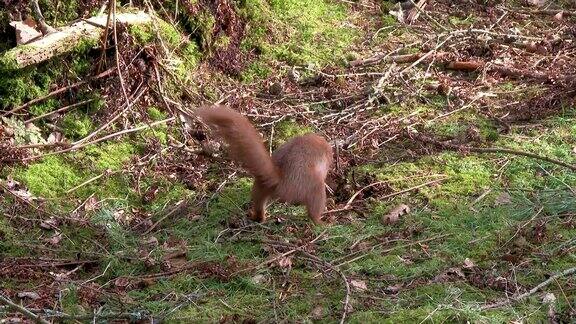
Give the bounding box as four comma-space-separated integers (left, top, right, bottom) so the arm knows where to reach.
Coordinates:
4, 107, 575, 323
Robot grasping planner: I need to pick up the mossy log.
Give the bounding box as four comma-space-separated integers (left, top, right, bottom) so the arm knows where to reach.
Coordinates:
1, 12, 152, 70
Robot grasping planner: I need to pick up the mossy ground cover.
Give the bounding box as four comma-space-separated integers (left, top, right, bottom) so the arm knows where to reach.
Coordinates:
1, 0, 576, 322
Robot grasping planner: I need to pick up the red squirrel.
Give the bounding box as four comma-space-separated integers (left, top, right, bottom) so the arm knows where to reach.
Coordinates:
196, 105, 333, 225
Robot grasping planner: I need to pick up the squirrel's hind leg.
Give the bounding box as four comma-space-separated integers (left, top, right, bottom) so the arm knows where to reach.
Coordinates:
305, 183, 327, 225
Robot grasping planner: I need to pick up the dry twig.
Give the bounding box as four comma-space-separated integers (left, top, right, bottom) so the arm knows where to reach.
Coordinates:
0, 294, 50, 324
410, 132, 576, 172
481, 266, 576, 310
2, 68, 115, 117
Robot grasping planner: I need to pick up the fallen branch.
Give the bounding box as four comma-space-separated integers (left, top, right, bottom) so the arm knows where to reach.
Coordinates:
24, 99, 96, 124
65, 170, 116, 194
344, 174, 446, 209
445, 60, 557, 82
233, 230, 327, 275
0, 294, 50, 324
481, 266, 576, 310
328, 177, 448, 216
5, 258, 99, 268
2, 68, 114, 117
73, 85, 147, 146
333, 233, 450, 268
410, 132, 576, 172
97, 0, 114, 72
143, 201, 188, 235
23, 117, 174, 161
1, 12, 152, 69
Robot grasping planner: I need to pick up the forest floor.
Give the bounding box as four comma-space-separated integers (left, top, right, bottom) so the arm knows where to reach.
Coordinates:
1, 0, 575, 323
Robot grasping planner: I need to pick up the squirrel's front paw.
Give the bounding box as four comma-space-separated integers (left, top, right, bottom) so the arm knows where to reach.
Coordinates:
248, 210, 266, 223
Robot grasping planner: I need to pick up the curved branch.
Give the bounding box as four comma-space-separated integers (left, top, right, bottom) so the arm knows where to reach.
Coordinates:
410, 132, 576, 172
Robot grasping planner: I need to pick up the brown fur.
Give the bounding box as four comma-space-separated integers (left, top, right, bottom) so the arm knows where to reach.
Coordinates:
196, 105, 333, 225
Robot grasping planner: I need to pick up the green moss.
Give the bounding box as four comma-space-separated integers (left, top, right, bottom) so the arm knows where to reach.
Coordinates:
29, 98, 59, 116
214, 35, 231, 49
0, 66, 52, 108
0, 217, 15, 244
0, 10, 10, 52
381, 14, 398, 28
129, 24, 155, 44
499, 81, 515, 92
147, 106, 167, 121
433, 154, 493, 197
39, 0, 79, 25
208, 178, 252, 219
238, 0, 357, 80
0, 50, 18, 71
186, 10, 216, 51
61, 113, 93, 139
146, 181, 192, 212
181, 42, 202, 69
158, 20, 182, 47
91, 205, 141, 254
430, 121, 467, 138
142, 125, 169, 145
60, 285, 85, 315
81, 142, 136, 171
242, 61, 271, 82
0, 43, 95, 108
15, 156, 82, 198
275, 120, 314, 145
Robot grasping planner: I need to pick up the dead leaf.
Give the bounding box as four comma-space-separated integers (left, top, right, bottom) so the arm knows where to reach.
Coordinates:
433, 267, 465, 282
40, 217, 59, 230
84, 195, 98, 212
463, 258, 475, 269
381, 204, 410, 225
12, 189, 34, 202
350, 279, 368, 292
310, 305, 324, 319
494, 192, 511, 206
142, 236, 159, 247
17, 291, 40, 300
526, 0, 546, 7
140, 278, 156, 287
542, 292, 556, 304
45, 232, 63, 245
113, 209, 130, 223
142, 184, 160, 203
554, 11, 563, 21
114, 277, 130, 289
384, 283, 403, 294
277, 256, 293, 269
501, 253, 521, 263
251, 274, 266, 285
163, 251, 188, 269
46, 132, 64, 143
22, 16, 37, 28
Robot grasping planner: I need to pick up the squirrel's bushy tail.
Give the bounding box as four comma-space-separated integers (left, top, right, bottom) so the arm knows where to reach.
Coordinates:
196, 105, 280, 188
